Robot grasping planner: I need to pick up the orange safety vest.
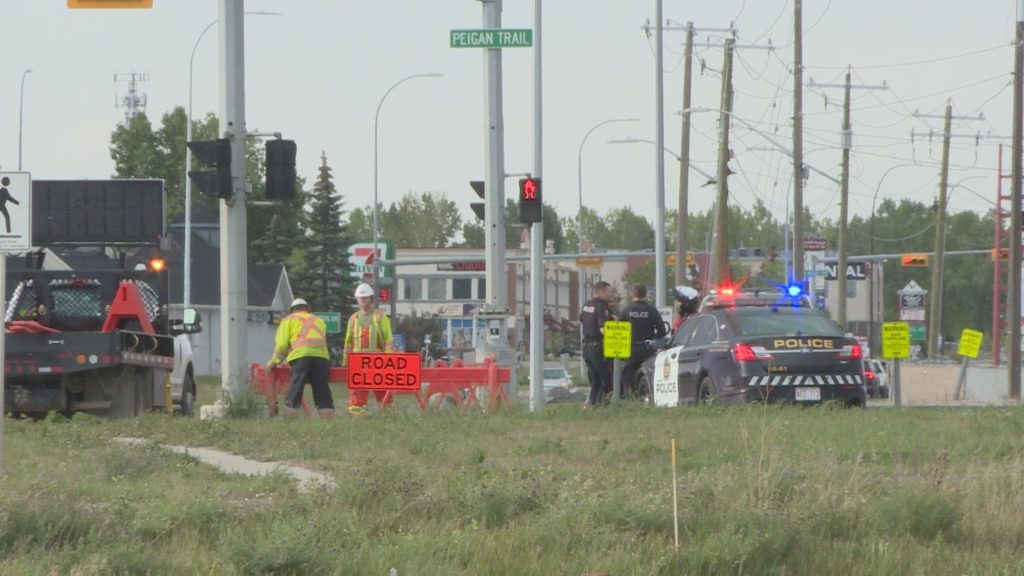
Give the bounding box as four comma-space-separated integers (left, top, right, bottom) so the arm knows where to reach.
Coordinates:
269, 311, 330, 365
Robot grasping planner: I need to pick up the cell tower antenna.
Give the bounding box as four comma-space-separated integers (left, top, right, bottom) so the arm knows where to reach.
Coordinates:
114, 69, 150, 122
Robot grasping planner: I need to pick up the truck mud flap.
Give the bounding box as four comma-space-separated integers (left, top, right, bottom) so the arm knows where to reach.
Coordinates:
5, 381, 67, 414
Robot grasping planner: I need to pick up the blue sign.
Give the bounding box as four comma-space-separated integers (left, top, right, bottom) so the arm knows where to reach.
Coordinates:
392, 333, 406, 352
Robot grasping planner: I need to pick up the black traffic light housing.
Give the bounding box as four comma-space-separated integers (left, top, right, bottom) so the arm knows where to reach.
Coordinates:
518, 177, 542, 224
266, 139, 298, 200
469, 180, 485, 220
187, 139, 232, 199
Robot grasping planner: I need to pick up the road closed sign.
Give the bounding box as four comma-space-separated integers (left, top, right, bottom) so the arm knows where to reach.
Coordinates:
0, 172, 31, 252
881, 322, 910, 359
347, 353, 421, 391
603, 321, 632, 359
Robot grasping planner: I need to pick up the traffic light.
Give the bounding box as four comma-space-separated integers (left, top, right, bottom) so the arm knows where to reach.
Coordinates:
518, 177, 542, 224
469, 180, 485, 220
901, 253, 929, 267
265, 139, 297, 200
187, 139, 232, 199
992, 247, 1010, 262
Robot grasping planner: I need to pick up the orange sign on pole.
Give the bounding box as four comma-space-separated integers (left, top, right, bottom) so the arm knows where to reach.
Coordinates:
68, 0, 153, 8
347, 353, 422, 392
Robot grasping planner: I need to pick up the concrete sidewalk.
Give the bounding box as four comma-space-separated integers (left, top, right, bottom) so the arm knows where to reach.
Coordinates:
114, 437, 335, 492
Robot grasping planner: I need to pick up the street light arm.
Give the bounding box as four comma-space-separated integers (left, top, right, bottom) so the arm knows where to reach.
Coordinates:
372, 73, 443, 284
608, 137, 719, 182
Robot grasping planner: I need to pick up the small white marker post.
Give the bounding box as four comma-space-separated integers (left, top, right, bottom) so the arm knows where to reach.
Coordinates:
671, 438, 679, 550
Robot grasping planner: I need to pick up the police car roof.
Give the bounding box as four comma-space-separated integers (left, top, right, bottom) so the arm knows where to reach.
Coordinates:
701, 290, 813, 310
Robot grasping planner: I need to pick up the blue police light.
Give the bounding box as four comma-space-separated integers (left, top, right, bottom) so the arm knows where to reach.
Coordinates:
764, 277, 809, 306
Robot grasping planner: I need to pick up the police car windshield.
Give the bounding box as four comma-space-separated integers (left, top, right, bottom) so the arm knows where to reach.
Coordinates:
729, 307, 844, 338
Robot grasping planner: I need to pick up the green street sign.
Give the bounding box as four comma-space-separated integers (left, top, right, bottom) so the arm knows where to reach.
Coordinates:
908, 323, 926, 341
450, 28, 533, 48
315, 312, 342, 335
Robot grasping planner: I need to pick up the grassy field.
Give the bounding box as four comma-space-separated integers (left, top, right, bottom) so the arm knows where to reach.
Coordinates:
2, 378, 1024, 575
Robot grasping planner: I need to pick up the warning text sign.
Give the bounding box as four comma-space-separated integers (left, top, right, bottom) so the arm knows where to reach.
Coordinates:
603, 321, 632, 359
957, 328, 983, 359
881, 322, 910, 359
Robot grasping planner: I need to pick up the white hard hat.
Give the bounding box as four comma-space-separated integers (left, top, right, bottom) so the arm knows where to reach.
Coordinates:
290, 298, 309, 309
354, 283, 375, 298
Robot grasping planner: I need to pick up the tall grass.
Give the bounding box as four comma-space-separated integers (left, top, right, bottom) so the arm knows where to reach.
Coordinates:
2, 396, 1024, 574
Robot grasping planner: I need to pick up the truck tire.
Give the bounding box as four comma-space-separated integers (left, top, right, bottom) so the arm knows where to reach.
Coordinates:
108, 376, 141, 419
179, 372, 197, 416
106, 368, 154, 419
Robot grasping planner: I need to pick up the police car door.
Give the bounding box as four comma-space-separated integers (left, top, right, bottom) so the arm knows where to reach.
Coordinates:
677, 316, 718, 403
652, 318, 697, 407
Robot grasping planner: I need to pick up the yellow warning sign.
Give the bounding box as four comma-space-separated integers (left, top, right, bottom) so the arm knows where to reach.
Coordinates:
881, 322, 910, 359
603, 321, 632, 359
957, 328, 983, 359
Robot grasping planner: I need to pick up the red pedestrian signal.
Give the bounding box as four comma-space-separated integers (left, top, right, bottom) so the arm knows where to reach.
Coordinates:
518, 177, 542, 224
378, 287, 391, 303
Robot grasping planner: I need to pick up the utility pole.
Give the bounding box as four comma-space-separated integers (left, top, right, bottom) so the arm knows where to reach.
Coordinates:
808, 70, 887, 328
792, 0, 805, 282
712, 38, 734, 286
910, 103, 980, 359
927, 103, 952, 359
1009, 0, 1023, 399
675, 22, 694, 286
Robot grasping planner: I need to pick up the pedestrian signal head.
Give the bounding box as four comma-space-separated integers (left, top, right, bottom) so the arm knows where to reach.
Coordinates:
355, 283, 375, 298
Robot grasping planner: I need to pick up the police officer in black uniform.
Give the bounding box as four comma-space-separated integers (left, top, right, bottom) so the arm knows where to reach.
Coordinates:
580, 280, 613, 407
619, 283, 667, 397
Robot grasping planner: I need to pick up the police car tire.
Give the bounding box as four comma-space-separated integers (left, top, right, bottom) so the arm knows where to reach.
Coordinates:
636, 374, 655, 406
697, 376, 714, 405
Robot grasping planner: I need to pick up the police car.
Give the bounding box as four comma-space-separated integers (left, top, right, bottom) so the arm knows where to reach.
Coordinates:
637, 286, 867, 407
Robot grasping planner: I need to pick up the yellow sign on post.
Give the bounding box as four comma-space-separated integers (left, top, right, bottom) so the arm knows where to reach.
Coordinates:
603, 321, 632, 359
68, 0, 153, 8
957, 328, 983, 359
881, 322, 910, 359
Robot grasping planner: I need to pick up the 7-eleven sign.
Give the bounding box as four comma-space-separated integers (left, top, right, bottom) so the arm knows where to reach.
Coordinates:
348, 242, 393, 279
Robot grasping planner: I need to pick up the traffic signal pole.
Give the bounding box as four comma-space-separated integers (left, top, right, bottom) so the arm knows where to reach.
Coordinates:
218, 0, 249, 404
477, 0, 514, 395
529, 0, 544, 413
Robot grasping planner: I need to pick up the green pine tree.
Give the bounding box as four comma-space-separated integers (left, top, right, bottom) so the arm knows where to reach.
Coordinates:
296, 152, 357, 318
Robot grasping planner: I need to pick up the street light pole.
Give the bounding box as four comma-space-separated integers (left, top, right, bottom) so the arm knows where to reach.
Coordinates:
184, 11, 278, 311
576, 118, 638, 308
372, 73, 443, 286
869, 163, 919, 355
184, 20, 217, 311
18, 69, 32, 170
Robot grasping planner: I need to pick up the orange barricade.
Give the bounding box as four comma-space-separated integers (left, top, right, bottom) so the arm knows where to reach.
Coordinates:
248, 357, 513, 414
249, 363, 311, 416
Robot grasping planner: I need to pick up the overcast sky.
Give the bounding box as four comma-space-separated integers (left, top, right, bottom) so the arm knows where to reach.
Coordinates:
1, 1, 1018, 239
